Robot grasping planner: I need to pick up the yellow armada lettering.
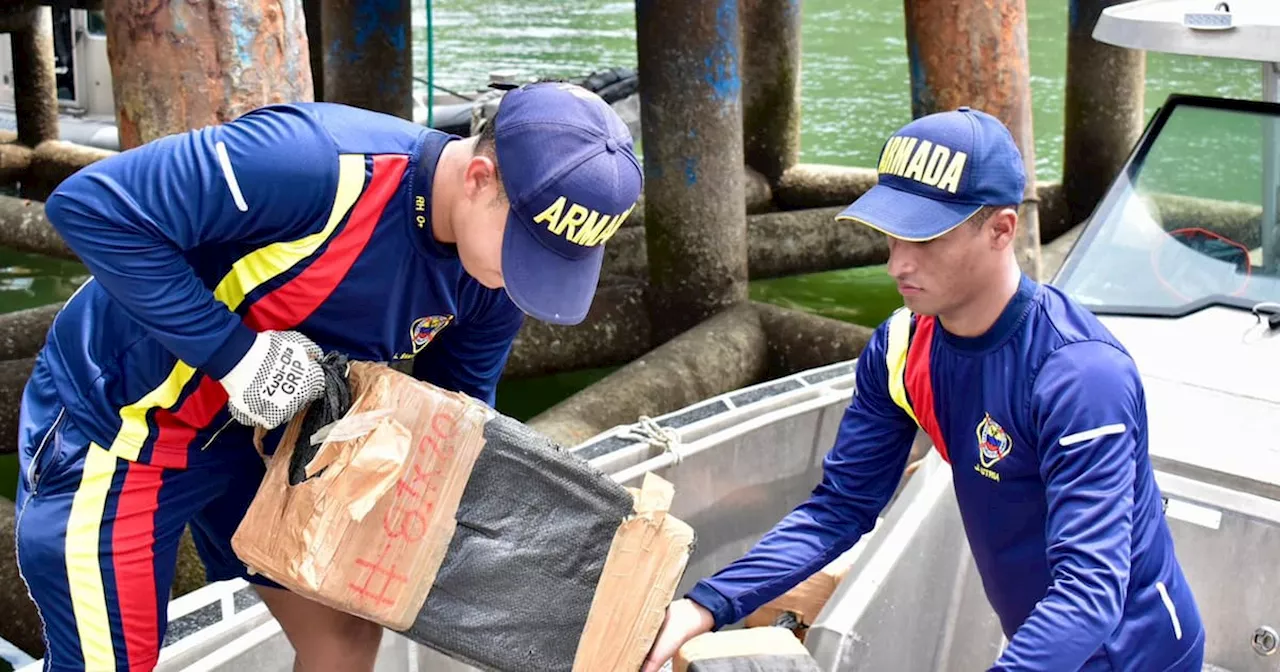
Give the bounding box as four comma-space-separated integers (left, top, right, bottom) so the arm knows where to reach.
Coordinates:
535, 197, 637, 247
902, 140, 933, 182
558, 203, 591, 240
878, 135, 970, 195
534, 196, 567, 232
571, 211, 606, 245
935, 153, 967, 193
583, 202, 634, 246
883, 136, 917, 176
922, 145, 952, 185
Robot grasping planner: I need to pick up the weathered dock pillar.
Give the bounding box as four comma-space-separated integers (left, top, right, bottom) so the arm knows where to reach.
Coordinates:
740, 0, 803, 183
1063, 0, 1146, 228
635, 0, 749, 343
6, 7, 59, 148
319, 0, 414, 119
105, 0, 313, 149
303, 0, 325, 101
904, 0, 1042, 279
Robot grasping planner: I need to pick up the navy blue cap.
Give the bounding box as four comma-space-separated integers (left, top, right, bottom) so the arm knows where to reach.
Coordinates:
837, 107, 1025, 241
494, 82, 642, 325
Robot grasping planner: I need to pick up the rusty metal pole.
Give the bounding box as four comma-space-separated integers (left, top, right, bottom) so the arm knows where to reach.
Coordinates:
320, 0, 413, 119
10, 7, 59, 148
105, 0, 313, 149
1064, 0, 1146, 228
303, 0, 325, 101
636, 0, 749, 343
740, 0, 802, 183
904, 0, 1042, 279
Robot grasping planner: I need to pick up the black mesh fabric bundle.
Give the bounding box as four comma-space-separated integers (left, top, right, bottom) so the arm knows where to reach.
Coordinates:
396, 414, 637, 672
687, 655, 823, 672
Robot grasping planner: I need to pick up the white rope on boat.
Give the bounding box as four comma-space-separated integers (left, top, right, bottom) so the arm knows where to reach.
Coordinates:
619, 415, 684, 464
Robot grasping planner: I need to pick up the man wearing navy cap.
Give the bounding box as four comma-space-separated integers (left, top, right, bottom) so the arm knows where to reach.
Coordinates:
644, 108, 1204, 671
13, 82, 641, 672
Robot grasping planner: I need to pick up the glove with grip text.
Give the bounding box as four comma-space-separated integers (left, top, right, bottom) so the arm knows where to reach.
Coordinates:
218, 330, 326, 430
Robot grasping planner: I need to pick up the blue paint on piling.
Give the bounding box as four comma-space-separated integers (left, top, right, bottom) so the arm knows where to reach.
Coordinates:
1068, 0, 1080, 31
907, 38, 932, 117
684, 157, 698, 186
353, 0, 408, 50
703, 0, 741, 102
231, 19, 256, 69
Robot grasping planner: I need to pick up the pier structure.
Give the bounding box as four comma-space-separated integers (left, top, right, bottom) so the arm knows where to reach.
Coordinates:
0, 0, 1157, 655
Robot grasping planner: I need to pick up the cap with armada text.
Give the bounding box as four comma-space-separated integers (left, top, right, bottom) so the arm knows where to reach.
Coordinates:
837, 106, 1026, 241
493, 81, 643, 326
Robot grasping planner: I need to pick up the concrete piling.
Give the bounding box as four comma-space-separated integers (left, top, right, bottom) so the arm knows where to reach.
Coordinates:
319, 0, 414, 119
740, 0, 803, 182
105, 0, 313, 149
9, 8, 59, 148
1064, 0, 1146, 228
529, 305, 769, 447
635, 0, 750, 343
904, 0, 1042, 279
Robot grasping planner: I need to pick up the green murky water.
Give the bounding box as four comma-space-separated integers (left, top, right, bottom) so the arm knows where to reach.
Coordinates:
0, 1, 1263, 500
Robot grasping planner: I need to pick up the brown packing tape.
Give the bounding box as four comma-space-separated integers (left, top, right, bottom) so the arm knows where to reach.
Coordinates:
675, 627, 812, 672
572, 472, 697, 672
231, 361, 493, 630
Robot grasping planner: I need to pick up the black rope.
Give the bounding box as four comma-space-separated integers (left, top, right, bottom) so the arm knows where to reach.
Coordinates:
289, 351, 353, 486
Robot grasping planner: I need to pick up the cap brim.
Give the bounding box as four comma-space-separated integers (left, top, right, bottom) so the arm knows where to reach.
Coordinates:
836, 184, 983, 242
501, 213, 603, 326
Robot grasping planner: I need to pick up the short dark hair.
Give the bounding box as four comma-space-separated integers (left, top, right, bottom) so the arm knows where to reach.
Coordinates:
473, 105, 507, 202
966, 204, 1015, 227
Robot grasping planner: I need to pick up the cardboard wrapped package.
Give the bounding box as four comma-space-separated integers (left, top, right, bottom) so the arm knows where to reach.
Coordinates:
675, 627, 822, 672
231, 361, 696, 672
743, 547, 860, 640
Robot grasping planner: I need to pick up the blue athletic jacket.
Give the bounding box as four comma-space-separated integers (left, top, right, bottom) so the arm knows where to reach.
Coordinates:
687, 275, 1204, 671
37, 102, 524, 469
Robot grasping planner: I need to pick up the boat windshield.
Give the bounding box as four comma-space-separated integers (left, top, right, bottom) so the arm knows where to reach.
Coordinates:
1057, 97, 1280, 317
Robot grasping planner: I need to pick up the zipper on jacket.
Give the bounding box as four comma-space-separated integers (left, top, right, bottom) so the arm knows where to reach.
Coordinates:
26, 407, 66, 494
1156, 581, 1183, 640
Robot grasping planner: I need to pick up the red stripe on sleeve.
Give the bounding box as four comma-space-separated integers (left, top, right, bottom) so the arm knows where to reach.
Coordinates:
148, 154, 409, 466
904, 315, 949, 463
243, 154, 407, 331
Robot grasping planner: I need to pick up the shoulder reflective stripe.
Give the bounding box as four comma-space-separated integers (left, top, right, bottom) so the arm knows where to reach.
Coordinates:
885, 308, 919, 425
215, 141, 248, 212
108, 153, 366, 462
1059, 423, 1126, 446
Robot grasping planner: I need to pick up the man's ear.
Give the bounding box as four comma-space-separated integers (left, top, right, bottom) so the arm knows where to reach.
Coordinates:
462, 154, 499, 201
989, 206, 1019, 250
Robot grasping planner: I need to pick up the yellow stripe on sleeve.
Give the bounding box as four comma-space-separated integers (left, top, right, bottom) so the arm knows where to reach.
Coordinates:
885, 307, 919, 425
108, 154, 367, 461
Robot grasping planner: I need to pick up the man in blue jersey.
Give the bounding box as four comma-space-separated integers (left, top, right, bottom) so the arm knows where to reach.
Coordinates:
13, 82, 641, 672
643, 107, 1204, 671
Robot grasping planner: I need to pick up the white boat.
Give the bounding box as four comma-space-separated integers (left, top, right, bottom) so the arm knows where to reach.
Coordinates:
9, 0, 1280, 669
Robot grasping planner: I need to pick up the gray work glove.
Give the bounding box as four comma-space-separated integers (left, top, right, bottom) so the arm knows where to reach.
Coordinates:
218, 330, 326, 430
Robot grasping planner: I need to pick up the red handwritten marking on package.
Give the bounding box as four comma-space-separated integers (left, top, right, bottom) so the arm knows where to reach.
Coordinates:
349, 541, 407, 607
350, 406, 461, 607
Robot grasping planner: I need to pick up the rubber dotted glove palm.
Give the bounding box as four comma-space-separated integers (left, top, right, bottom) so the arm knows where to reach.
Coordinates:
218, 330, 326, 430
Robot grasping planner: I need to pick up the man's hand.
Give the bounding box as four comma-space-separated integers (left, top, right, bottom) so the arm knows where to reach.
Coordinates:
218, 330, 326, 429
641, 598, 715, 672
